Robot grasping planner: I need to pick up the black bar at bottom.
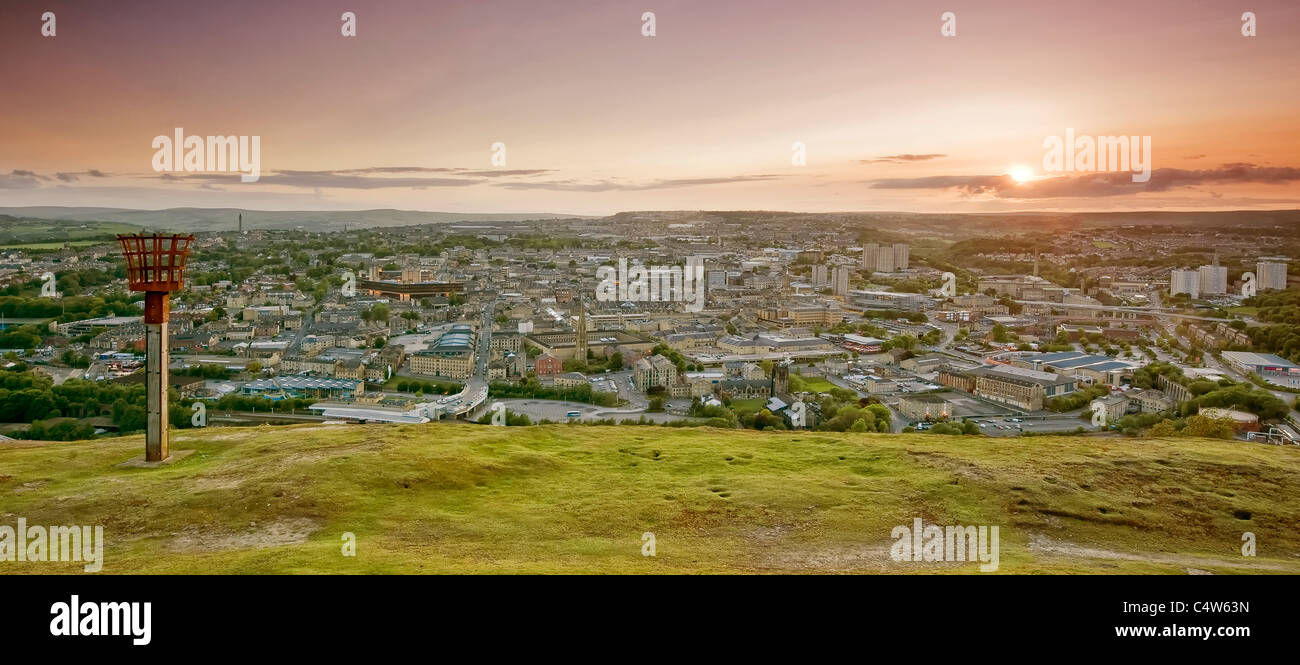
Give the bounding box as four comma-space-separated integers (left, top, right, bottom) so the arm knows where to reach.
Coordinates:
0, 574, 1283, 655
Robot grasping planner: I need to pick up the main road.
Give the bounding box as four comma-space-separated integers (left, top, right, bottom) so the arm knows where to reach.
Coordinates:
455, 300, 497, 417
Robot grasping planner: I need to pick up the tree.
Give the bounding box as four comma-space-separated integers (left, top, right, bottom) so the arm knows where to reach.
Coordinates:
1149, 419, 1178, 437
1180, 415, 1235, 439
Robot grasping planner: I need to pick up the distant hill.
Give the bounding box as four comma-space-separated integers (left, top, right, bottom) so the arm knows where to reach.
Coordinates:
0, 207, 591, 233
2, 207, 1295, 237
692, 209, 1300, 232
1, 422, 1296, 573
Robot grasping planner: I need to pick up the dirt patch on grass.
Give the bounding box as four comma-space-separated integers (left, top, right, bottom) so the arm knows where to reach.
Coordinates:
751, 539, 970, 572
754, 541, 894, 571
184, 430, 259, 442
167, 517, 321, 553
1027, 534, 1299, 572
0, 440, 61, 449
744, 523, 966, 572
673, 505, 739, 529
279, 440, 386, 466
905, 450, 993, 480
190, 475, 245, 491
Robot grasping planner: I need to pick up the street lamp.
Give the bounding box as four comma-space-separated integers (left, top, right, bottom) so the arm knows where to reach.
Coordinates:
116, 233, 194, 462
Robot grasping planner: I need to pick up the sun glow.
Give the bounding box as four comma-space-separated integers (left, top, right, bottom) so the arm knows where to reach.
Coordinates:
1008, 166, 1034, 183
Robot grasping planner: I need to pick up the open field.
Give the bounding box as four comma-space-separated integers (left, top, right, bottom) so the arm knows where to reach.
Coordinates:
0, 240, 107, 250
792, 375, 839, 393
0, 218, 140, 245
0, 238, 109, 249
727, 398, 767, 413
2, 423, 1299, 574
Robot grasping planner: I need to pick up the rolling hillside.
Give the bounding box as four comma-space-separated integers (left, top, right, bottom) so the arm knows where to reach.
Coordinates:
0, 207, 588, 233
2, 424, 1298, 574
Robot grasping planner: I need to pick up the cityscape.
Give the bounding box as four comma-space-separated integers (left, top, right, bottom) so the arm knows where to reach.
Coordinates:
2, 3, 1300, 647
2, 210, 1298, 443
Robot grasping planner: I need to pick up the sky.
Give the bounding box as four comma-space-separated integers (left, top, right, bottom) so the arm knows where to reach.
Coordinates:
2, 0, 1299, 215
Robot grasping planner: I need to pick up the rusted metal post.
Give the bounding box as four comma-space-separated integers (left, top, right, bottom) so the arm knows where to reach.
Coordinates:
117, 234, 193, 462
144, 292, 170, 461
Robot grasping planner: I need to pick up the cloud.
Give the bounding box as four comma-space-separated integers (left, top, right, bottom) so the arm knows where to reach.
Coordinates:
869, 163, 1300, 198
495, 174, 785, 192
0, 170, 44, 189
150, 166, 552, 189
858, 154, 947, 164
274, 167, 552, 178
313, 167, 460, 175
458, 169, 552, 178
26, 164, 761, 193
54, 170, 110, 182
156, 171, 487, 189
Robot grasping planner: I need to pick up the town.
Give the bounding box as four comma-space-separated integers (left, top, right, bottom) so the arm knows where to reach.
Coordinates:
2, 209, 1297, 445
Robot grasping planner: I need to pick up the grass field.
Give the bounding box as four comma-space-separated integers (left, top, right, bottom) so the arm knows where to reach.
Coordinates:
2, 423, 1299, 574
727, 398, 766, 414
0, 240, 106, 250
0, 219, 140, 246
792, 375, 839, 393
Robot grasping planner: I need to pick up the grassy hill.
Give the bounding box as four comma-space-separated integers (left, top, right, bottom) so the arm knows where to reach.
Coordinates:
2, 424, 1299, 574
0, 216, 140, 246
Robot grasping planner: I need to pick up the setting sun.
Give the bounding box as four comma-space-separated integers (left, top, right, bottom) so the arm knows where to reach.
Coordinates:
1008, 166, 1034, 183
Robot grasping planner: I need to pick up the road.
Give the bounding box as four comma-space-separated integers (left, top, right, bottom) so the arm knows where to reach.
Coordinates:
465, 301, 494, 394
1013, 299, 1234, 323
436, 300, 496, 419
494, 398, 689, 424
210, 410, 327, 424
288, 309, 315, 352
607, 368, 648, 409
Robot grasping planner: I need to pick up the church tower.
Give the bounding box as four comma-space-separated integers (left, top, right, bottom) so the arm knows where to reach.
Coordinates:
771, 359, 790, 400
575, 299, 589, 361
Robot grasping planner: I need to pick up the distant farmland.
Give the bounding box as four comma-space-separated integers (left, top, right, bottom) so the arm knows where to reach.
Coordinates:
0, 217, 139, 246
0, 240, 108, 250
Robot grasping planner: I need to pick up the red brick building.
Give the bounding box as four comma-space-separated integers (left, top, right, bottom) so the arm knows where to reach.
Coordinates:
534, 353, 563, 376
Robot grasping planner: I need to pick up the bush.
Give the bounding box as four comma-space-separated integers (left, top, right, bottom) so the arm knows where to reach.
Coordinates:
18, 419, 96, 441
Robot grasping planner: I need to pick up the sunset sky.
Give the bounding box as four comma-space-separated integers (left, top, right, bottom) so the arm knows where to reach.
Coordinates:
3, 0, 1299, 215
